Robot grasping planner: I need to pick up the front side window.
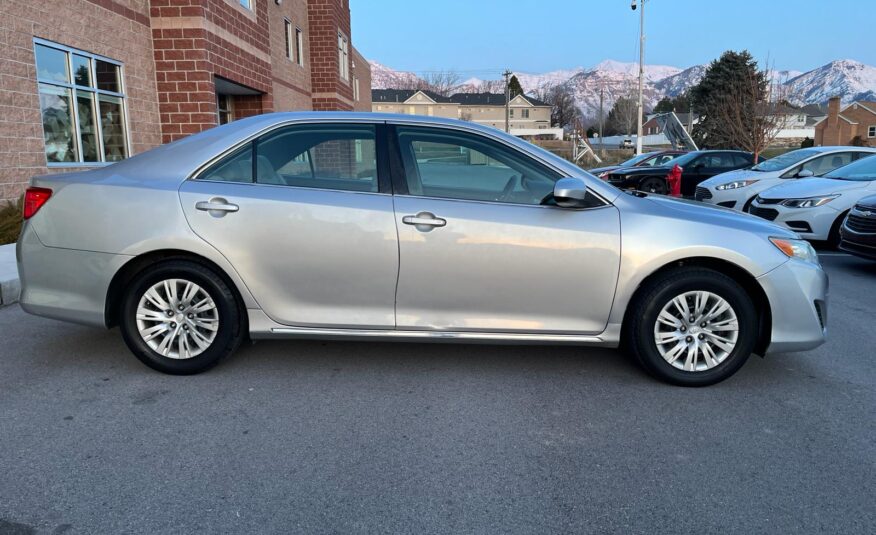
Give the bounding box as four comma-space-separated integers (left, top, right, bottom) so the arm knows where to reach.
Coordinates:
34, 40, 128, 164
395, 127, 564, 206
799, 152, 857, 176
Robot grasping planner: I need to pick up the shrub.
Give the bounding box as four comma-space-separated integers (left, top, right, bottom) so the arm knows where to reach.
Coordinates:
0, 197, 23, 245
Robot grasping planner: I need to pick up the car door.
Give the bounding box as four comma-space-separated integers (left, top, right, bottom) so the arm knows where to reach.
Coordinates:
178, 122, 399, 329
389, 124, 621, 334
681, 155, 710, 196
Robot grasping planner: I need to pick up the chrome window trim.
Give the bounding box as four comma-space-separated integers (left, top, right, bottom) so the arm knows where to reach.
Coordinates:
187, 117, 612, 207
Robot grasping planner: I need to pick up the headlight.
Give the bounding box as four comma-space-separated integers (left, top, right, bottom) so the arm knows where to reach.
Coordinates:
780, 195, 839, 208
770, 237, 819, 264
716, 179, 759, 190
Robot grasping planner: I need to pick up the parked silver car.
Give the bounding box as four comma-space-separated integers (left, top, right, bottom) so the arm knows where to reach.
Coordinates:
17, 113, 828, 386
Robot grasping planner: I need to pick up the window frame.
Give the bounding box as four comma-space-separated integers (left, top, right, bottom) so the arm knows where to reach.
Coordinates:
337, 30, 349, 81
239, 0, 253, 10
869, 125, 876, 138
295, 26, 304, 66
192, 121, 392, 195
284, 18, 294, 61
34, 37, 130, 167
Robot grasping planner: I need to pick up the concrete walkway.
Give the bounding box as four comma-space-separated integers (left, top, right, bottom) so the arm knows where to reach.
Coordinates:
0, 243, 19, 306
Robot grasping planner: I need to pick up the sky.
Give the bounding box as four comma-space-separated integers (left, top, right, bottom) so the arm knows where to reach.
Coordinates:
350, 0, 872, 78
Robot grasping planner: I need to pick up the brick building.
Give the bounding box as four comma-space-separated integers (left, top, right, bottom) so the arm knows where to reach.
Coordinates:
0, 0, 371, 202
815, 96, 876, 147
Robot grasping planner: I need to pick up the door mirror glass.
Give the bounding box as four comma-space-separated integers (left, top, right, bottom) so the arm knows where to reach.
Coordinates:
797, 169, 815, 178
553, 177, 588, 208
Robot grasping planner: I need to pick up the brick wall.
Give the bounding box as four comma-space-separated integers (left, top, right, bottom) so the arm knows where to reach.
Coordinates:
0, 0, 161, 201
307, 0, 353, 111
269, 0, 312, 111
351, 46, 371, 112
816, 97, 876, 147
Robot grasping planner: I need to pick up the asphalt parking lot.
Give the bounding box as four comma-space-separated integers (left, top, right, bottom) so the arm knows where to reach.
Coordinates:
0, 254, 874, 534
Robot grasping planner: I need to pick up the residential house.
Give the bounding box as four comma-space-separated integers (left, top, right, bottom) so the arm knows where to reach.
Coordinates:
371, 89, 563, 139
0, 0, 371, 202
815, 97, 876, 147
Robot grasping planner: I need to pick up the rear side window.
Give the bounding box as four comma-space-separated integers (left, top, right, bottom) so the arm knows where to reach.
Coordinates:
196, 124, 379, 193
198, 145, 253, 183
255, 124, 378, 192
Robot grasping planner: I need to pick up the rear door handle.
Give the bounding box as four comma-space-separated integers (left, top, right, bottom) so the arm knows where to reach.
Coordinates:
402, 212, 446, 231
195, 198, 239, 215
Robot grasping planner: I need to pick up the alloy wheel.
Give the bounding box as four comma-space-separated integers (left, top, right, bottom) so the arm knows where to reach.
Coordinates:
135, 278, 219, 359
653, 290, 739, 372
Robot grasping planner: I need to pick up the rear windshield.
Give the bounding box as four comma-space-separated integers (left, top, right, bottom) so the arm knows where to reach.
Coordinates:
823, 155, 876, 181
751, 149, 819, 172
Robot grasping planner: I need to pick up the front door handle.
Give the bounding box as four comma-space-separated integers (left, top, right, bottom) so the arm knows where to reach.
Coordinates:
195, 198, 239, 216
402, 212, 446, 231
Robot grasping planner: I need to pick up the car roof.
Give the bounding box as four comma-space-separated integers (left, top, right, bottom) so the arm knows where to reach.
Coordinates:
803, 146, 876, 153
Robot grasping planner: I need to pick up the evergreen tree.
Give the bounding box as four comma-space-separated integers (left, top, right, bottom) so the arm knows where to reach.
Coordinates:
653, 93, 691, 114
690, 50, 767, 148
508, 75, 524, 98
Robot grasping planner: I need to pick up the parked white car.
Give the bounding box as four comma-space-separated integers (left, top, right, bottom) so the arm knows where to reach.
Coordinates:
696, 147, 876, 211
748, 155, 876, 244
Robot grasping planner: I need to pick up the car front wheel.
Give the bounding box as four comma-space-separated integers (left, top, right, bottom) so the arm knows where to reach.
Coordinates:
625, 267, 757, 386
119, 260, 244, 375
640, 177, 668, 195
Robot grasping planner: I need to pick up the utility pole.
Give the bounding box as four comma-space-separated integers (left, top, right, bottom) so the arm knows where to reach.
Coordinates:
632, 0, 645, 155
503, 69, 512, 133
598, 83, 604, 149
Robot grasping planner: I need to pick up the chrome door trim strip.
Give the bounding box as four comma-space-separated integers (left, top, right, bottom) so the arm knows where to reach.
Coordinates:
261, 326, 604, 344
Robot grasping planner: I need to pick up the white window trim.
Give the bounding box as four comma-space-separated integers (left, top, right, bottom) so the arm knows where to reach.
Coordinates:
33, 37, 130, 167
295, 27, 304, 67
284, 18, 293, 61
338, 30, 349, 81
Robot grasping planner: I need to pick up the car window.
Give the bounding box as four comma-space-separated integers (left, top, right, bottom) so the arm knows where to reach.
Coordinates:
731, 154, 751, 167
804, 152, 857, 176
255, 124, 378, 192
198, 145, 254, 183
395, 126, 562, 205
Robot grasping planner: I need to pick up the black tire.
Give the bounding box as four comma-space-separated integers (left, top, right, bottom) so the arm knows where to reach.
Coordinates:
640, 177, 667, 195
119, 260, 244, 375
826, 212, 847, 249
624, 267, 758, 387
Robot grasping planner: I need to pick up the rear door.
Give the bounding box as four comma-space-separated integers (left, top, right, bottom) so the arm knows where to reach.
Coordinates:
389, 125, 621, 334
179, 122, 399, 329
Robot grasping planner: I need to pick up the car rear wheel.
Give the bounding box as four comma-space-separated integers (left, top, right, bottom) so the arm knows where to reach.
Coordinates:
625, 267, 757, 386
119, 260, 244, 375
640, 177, 667, 195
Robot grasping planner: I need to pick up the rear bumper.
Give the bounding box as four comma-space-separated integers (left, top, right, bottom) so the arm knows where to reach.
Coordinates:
757, 259, 828, 353
17, 223, 131, 328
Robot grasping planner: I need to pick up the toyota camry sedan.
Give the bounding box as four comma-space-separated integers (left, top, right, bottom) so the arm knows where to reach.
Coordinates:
17, 113, 827, 386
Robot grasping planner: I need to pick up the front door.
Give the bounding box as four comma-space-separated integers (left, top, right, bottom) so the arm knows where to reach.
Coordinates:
179, 122, 399, 329
390, 125, 621, 334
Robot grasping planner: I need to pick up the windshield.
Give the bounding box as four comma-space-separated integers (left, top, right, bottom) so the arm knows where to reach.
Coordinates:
751, 149, 819, 172
619, 152, 660, 167
823, 155, 876, 181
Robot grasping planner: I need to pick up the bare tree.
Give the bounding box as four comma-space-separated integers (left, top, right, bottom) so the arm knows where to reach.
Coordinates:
536, 83, 581, 129
710, 67, 791, 160
418, 70, 463, 97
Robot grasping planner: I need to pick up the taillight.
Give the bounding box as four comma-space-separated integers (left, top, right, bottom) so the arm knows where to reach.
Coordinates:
23, 187, 52, 219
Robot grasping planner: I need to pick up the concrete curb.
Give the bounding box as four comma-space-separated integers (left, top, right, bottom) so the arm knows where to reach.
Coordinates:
0, 243, 20, 306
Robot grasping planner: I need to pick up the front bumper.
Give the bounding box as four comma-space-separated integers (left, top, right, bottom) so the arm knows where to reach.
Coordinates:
839, 221, 876, 259
698, 185, 749, 209
757, 258, 828, 353
748, 201, 839, 240
17, 222, 131, 328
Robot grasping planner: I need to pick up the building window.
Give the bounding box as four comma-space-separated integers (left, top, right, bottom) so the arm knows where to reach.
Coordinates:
353, 76, 360, 101
338, 31, 349, 81
509, 109, 514, 118
239, 0, 252, 10
869, 126, 876, 138
295, 27, 304, 66
284, 19, 293, 60
33, 39, 128, 165
522, 109, 530, 119
217, 94, 233, 125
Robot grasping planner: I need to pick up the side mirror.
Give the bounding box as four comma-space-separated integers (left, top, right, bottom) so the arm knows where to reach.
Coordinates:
797, 169, 815, 178
553, 177, 588, 208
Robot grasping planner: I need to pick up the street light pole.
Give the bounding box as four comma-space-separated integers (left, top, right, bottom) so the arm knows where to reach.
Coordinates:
633, 0, 645, 155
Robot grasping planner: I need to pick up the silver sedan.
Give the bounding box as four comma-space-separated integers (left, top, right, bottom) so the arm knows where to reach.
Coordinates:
17, 113, 828, 386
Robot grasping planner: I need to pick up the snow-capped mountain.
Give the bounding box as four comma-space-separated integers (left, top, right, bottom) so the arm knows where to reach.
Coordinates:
369, 58, 876, 118
785, 60, 876, 105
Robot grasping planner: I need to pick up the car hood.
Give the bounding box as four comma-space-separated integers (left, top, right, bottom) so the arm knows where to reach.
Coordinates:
699, 168, 760, 188
612, 165, 673, 176
758, 177, 870, 199
589, 165, 619, 175
644, 193, 795, 237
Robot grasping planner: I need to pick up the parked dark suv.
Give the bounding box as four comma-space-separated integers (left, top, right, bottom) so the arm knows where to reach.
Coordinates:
606, 150, 760, 196
839, 194, 876, 260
